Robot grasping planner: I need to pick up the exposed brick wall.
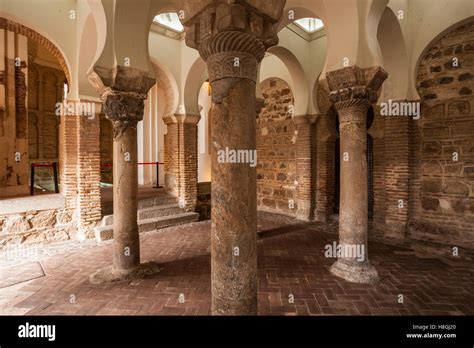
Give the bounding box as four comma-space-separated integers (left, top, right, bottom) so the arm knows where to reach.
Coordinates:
76, 101, 102, 237
179, 121, 198, 211
384, 113, 410, 238
59, 115, 78, 208
163, 115, 199, 211
164, 120, 179, 196
370, 111, 386, 234
99, 113, 113, 183
295, 117, 316, 220
257, 78, 297, 216
413, 20, 474, 248
315, 111, 337, 222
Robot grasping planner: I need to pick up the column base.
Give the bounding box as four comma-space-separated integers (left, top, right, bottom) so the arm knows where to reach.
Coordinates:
330, 259, 379, 284
89, 262, 161, 284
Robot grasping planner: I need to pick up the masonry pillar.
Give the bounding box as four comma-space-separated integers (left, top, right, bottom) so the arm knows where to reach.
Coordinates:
294, 116, 314, 221
163, 114, 200, 211
178, 0, 285, 315
88, 77, 159, 283
326, 66, 387, 284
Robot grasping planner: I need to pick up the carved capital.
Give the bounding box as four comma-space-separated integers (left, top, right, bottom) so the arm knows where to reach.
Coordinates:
326, 65, 388, 113
208, 51, 259, 83
102, 91, 147, 139
178, 1, 285, 101
179, 1, 285, 64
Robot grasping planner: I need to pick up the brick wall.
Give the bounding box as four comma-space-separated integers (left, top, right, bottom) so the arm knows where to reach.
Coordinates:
100, 113, 113, 183
384, 112, 410, 238
76, 101, 102, 238
163, 115, 199, 211
412, 20, 474, 248
315, 110, 337, 222
257, 78, 297, 216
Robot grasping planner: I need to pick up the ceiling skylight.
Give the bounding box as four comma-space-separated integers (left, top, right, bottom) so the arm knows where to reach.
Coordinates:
294, 18, 324, 33
153, 13, 184, 33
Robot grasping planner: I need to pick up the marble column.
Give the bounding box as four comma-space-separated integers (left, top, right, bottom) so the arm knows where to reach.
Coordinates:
178, 0, 285, 314
326, 66, 387, 284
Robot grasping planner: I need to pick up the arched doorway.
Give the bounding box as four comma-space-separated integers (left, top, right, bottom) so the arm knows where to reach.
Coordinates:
0, 18, 69, 198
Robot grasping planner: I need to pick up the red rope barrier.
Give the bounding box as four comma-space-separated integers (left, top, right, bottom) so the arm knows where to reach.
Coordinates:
100, 162, 164, 167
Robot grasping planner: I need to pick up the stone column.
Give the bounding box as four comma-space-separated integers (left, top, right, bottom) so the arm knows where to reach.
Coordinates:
326, 66, 387, 284
178, 0, 285, 315
90, 91, 160, 283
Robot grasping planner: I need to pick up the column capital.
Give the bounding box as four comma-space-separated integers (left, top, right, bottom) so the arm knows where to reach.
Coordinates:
102, 90, 147, 139
178, 1, 285, 80
326, 65, 387, 113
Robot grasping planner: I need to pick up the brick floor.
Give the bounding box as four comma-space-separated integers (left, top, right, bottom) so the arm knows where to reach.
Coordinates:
0, 212, 473, 316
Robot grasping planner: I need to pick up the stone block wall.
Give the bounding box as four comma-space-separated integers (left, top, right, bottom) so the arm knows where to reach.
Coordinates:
257, 78, 297, 216
0, 208, 76, 250
412, 20, 474, 248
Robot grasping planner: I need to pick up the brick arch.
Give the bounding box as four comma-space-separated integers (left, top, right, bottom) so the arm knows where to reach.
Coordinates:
150, 59, 179, 117
0, 17, 71, 83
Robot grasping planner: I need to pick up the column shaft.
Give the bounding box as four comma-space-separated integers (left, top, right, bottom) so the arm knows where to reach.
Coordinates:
113, 123, 140, 273
211, 79, 258, 315
330, 104, 379, 284
339, 106, 369, 252
177, 0, 286, 314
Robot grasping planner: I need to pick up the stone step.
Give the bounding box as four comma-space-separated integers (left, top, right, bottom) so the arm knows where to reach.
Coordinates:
101, 204, 185, 226
138, 195, 178, 209
138, 204, 185, 220
94, 212, 199, 242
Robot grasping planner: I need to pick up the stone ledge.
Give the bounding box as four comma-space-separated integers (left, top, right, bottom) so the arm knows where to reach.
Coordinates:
0, 194, 66, 216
